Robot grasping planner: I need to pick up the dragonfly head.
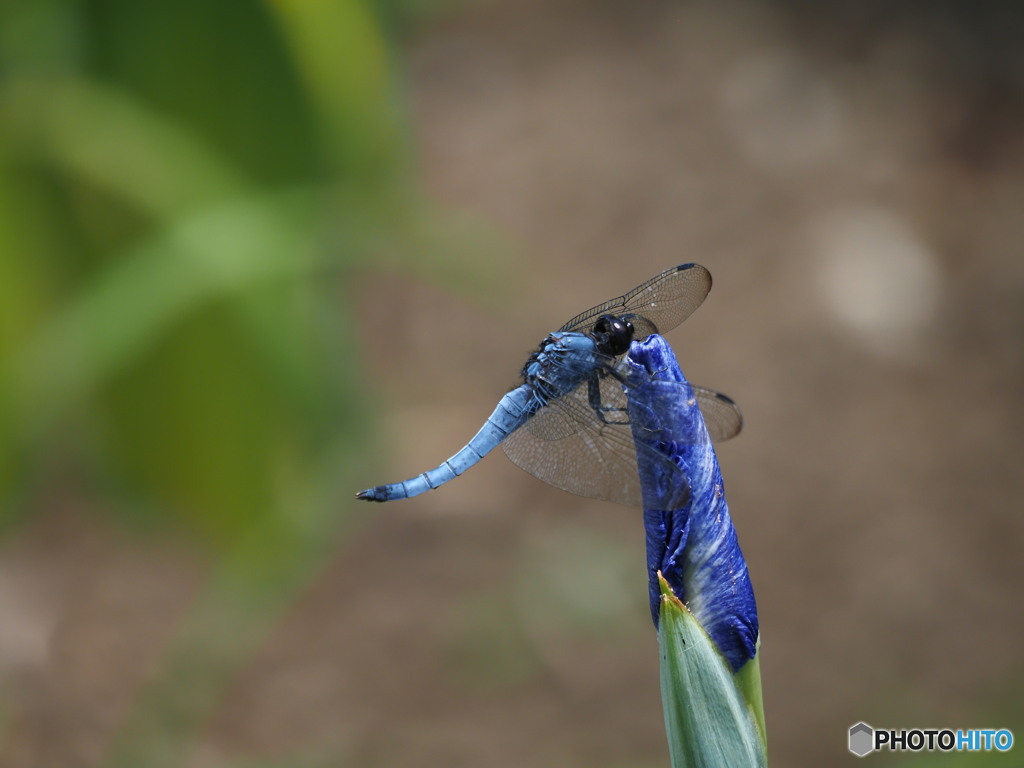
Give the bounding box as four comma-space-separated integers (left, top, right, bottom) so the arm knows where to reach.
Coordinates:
592, 314, 635, 356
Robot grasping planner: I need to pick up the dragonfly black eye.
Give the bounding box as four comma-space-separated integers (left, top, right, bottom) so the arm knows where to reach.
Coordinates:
593, 314, 634, 356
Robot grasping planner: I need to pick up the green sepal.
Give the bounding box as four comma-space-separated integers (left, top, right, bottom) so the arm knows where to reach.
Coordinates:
657, 574, 767, 767
734, 644, 767, 753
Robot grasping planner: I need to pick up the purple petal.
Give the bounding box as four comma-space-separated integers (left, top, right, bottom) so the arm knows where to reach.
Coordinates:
625, 335, 758, 672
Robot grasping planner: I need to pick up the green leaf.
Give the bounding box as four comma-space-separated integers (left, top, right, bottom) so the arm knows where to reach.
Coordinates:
267, 0, 407, 183
657, 574, 766, 768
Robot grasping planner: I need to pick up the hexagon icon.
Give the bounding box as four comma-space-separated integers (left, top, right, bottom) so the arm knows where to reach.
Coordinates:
849, 722, 874, 757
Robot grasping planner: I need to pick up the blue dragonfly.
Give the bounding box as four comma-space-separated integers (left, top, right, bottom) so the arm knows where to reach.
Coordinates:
356, 263, 742, 508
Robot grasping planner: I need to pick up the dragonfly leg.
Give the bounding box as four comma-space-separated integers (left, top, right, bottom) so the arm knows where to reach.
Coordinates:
587, 375, 630, 425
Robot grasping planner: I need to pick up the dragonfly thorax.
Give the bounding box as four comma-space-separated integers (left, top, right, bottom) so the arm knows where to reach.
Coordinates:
520, 332, 603, 406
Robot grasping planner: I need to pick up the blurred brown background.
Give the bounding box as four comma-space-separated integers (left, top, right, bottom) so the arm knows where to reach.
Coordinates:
1, 1, 1022, 767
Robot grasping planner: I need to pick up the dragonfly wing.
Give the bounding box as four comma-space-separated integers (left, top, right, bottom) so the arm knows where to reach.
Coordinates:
693, 385, 743, 442
502, 381, 644, 506
522, 392, 584, 440
502, 372, 690, 508
520, 348, 617, 442
558, 263, 712, 339
532, 348, 742, 444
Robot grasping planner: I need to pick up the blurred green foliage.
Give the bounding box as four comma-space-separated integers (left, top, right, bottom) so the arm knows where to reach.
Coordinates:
0, 0, 473, 541
0, 1, 501, 764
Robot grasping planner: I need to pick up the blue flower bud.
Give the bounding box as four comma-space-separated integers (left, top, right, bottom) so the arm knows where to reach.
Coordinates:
625, 334, 758, 672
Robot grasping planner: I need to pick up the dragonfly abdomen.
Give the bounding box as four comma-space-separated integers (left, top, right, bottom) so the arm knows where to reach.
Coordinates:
356, 385, 536, 502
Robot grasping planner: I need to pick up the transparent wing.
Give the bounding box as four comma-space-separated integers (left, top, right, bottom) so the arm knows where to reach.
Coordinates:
693, 386, 743, 442
558, 263, 712, 339
502, 371, 689, 508
522, 375, 742, 445
519, 390, 582, 441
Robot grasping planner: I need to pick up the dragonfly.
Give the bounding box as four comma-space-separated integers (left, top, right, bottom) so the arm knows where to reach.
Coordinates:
356, 263, 742, 508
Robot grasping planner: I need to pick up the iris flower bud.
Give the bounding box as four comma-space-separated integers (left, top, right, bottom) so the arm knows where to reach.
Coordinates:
625, 334, 766, 767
